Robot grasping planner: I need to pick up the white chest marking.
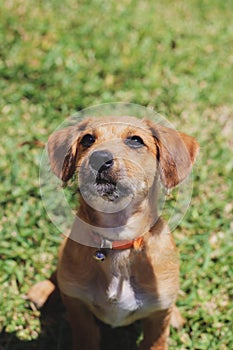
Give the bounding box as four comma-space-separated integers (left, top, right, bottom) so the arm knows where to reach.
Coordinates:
104, 275, 142, 326
107, 275, 138, 308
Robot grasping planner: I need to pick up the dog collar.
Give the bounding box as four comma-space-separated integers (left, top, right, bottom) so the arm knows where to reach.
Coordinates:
111, 236, 144, 250
93, 236, 144, 261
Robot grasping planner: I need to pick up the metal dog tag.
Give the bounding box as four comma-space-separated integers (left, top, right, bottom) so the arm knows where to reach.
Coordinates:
93, 250, 106, 261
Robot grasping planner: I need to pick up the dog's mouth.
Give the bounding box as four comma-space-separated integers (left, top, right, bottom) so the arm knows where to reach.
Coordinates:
78, 166, 133, 204
95, 173, 133, 201
94, 172, 132, 201
95, 174, 118, 201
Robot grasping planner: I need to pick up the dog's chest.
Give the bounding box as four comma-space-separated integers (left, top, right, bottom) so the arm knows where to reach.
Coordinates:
107, 274, 136, 306
102, 274, 141, 325
88, 251, 160, 327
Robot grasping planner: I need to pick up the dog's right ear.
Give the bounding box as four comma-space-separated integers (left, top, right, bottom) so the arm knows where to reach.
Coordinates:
47, 121, 88, 182
146, 120, 199, 188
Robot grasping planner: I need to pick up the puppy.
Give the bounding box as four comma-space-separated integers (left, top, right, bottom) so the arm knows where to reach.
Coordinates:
28, 116, 199, 350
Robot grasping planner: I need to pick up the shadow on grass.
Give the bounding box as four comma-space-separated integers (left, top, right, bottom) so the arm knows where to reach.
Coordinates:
0, 288, 141, 350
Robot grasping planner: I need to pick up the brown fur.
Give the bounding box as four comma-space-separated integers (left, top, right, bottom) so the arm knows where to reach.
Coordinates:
28, 116, 199, 349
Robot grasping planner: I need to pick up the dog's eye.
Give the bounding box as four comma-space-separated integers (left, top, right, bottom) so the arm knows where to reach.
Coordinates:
80, 134, 95, 147
125, 136, 145, 148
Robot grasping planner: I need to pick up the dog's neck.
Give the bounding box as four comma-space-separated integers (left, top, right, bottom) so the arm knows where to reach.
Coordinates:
76, 187, 159, 242
68, 178, 161, 246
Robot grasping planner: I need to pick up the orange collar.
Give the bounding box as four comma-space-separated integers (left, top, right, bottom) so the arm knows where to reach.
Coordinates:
90, 231, 144, 251
93, 235, 144, 261
111, 236, 144, 250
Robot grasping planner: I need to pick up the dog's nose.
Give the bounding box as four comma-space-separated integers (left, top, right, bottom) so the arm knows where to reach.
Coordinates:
89, 150, 114, 172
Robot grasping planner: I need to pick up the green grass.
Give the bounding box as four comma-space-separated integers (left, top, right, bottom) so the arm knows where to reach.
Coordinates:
0, 0, 233, 349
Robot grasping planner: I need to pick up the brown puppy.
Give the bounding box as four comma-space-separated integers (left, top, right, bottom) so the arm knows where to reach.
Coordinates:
28, 116, 199, 350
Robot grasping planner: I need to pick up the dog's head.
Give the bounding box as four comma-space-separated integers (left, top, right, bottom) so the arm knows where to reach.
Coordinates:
48, 116, 199, 212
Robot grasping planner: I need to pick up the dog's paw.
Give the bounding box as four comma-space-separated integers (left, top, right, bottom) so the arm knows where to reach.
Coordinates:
27, 280, 55, 308
170, 305, 185, 329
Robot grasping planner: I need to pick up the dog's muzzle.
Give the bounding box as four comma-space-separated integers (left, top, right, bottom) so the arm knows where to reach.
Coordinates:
78, 149, 133, 204
88, 150, 118, 200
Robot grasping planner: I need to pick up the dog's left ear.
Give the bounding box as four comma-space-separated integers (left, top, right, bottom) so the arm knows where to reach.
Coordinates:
47, 120, 89, 182
146, 120, 199, 188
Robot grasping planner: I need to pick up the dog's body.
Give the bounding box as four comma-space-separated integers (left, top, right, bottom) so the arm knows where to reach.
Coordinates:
29, 116, 199, 349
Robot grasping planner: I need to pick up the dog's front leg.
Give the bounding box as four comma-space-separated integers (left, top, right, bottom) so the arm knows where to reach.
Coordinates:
62, 294, 101, 350
139, 309, 171, 350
